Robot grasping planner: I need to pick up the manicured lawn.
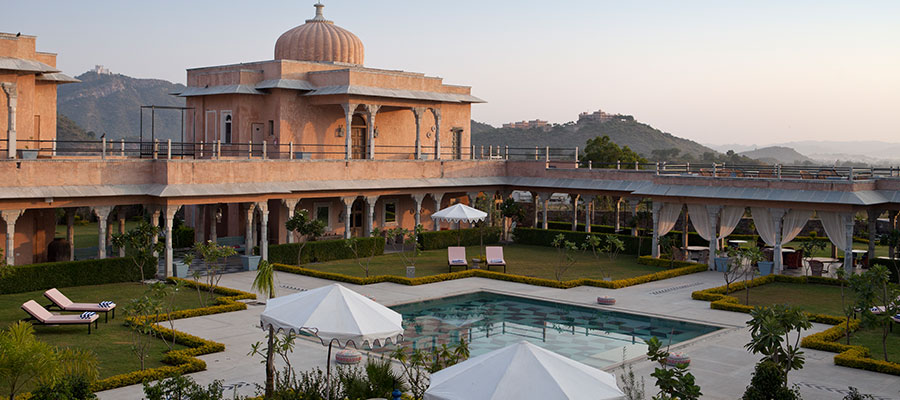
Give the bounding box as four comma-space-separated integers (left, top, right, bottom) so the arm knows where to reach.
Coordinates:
305, 244, 666, 281
0, 282, 219, 379
783, 240, 890, 258
726, 281, 900, 363
55, 221, 140, 249
727, 282, 856, 316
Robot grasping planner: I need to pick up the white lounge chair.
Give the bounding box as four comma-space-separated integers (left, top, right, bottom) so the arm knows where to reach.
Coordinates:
44, 288, 116, 323
485, 246, 507, 273
448, 246, 468, 272
21, 300, 99, 334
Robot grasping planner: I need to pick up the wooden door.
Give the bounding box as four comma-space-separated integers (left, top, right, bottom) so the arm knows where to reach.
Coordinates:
351, 115, 367, 159
451, 129, 462, 159
350, 200, 364, 237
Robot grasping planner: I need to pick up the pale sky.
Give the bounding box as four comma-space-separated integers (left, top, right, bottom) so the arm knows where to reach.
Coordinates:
7, 1, 899, 145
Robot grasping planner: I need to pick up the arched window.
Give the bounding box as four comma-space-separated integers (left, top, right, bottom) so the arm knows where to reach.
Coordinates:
223, 114, 233, 144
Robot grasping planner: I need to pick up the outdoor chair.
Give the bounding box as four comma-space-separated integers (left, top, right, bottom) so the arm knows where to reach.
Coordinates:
671, 247, 686, 262
21, 300, 99, 334
44, 288, 116, 323
447, 246, 468, 272
808, 260, 825, 277
485, 246, 507, 273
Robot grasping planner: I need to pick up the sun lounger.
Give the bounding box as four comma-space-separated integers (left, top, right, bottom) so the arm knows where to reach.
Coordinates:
448, 246, 468, 272
21, 300, 99, 334
44, 288, 116, 323
485, 246, 507, 273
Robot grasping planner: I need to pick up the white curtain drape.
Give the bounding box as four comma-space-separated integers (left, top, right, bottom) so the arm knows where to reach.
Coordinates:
657, 203, 682, 237
819, 211, 850, 250
687, 204, 713, 241
781, 210, 811, 244
717, 206, 745, 239
751, 207, 777, 246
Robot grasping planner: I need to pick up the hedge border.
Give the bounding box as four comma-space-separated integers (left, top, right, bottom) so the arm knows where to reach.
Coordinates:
273, 256, 706, 290
691, 275, 900, 376
91, 278, 257, 392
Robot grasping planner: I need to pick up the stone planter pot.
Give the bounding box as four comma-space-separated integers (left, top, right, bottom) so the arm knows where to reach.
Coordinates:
406, 266, 415, 278
714, 257, 731, 272
174, 261, 190, 278
241, 255, 261, 271
757, 261, 774, 276
18, 149, 38, 159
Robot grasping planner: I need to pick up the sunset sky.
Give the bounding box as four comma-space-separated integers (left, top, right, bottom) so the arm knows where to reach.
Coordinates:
7, 0, 899, 145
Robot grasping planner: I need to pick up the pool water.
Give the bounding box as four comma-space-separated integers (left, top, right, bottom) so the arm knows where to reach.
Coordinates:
386, 292, 719, 368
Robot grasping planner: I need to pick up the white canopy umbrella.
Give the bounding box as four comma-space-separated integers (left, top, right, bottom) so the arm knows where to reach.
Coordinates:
260, 284, 404, 398
424, 341, 625, 400
431, 203, 488, 246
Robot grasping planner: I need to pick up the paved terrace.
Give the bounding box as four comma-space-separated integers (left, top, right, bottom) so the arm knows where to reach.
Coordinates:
95, 271, 900, 400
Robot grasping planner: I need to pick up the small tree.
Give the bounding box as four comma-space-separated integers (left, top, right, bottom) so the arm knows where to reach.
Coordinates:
345, 230, 380, 277
111, 221, 164, 283
148, 280, 184, 351
797, 234, 826, 275
851, 265, 900, 362
879, 229, 900, 283
123, 293, 163, 371
0, 322, 60, 400
744, 305, 812, 386
739, 247, 764, 305
250, 259, 277, 398
551, 234, 577, 282
603, 234, 625, 264
719, 247, 745, 295
387, 225, 423, 270
498, 197, 525, 241
658, 233, 681, 268
285, 209, 326, 266
741, 360, 801, 400
182, 240, 237, 306
249, 330, 298, 398
646, 336, 701, 400
582, 235, 610, 280
389, 339, 469, 400
836, 267, 854, 345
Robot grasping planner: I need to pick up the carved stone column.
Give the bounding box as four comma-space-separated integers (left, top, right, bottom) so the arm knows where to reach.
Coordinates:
117, 210, 126, 258
1, 210, 23, 265
365, 196, 379, 237
364, 104, 380, 159
257, 202, 269, 261
538, 192, 552, 230
571, 194, 581, 231
651, 202, 662, 258
432, 193, 445, 231
412, 107, 426, 160
411, 193, 426, 229
244, 203, 256, 256
163, 205, 180, 278
283, 199, 300, 243
582, 195, 595, 233
65, 208, 76, 261
92, 206, 114, 259
771, 208, 786, 274
430, 108, 442, 160
1, 83, 17, 159
341, 197, 355, 239
341, 103, 358, 160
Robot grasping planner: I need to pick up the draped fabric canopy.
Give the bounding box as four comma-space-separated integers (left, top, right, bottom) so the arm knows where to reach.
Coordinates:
687, 204, 714, 242
751, 208, 811, 246
819, 211, 852, 251
782, 210, 812, 244
717, 206, 745, 240
751, 207, 778, 246
657, 203, 683, 237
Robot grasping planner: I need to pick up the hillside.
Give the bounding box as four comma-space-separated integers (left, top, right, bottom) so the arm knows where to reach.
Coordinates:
57, 114, 96, 142
738, 146, 814, 165
471, 118, 715, 159
58, 70, 186, 141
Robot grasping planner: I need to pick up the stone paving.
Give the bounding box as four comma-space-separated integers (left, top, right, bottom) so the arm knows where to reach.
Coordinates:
97, 270, 900, 399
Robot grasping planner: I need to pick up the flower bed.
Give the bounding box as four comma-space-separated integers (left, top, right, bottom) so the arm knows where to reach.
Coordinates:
273, 256, 707, 290
691, 275, 900, 376
91, 278, 256, 392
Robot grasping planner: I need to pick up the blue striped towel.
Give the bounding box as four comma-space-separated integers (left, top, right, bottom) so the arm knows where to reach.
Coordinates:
99, 301, 114, 308
80, 312, 96, 319
451, 259, 465, 264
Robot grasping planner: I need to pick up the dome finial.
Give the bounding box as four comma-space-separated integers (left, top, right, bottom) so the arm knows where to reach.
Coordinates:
307, 2, 331, 23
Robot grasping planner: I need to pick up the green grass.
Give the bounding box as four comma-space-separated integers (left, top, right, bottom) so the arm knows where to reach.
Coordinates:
305, 244, 665, 281
727, 281, 900, 363
55, 221, 140, 249
848, 326, 900, 363
0, 282, 219, 379
783, 241, 891, 258
727, 282, 856, 316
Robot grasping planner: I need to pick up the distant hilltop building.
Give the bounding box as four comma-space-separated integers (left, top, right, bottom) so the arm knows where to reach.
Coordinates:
91, 65, 111, 75
502, 119, 549, 129
578, 109, 632, 124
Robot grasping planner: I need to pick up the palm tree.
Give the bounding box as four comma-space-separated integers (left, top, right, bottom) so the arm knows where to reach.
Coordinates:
251, 260, 277, 397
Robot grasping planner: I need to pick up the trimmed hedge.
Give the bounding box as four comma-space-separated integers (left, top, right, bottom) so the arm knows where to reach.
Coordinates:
870, 258, 900, 283
273, 257, 707, 290
0, 257, 157, 294
692, 275, 900, 376
91, 278, 256, 392
546, 221, 647, 236
267, 237, 385, 265
513, 227, 652, 256
418, 227, 501, 250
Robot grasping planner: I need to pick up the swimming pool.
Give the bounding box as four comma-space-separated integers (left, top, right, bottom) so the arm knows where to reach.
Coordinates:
386, 292, 719, 368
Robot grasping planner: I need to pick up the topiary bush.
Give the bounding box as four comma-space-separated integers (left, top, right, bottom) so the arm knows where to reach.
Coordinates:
512, 227, 651, 255
417, 227, 501, 250
0, 257, 157, 294
267, 237, 385, 265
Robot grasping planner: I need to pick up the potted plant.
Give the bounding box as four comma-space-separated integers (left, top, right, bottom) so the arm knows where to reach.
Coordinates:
174, 260, 190, 278
753, 246, 774, 276
714, 248, 730, 272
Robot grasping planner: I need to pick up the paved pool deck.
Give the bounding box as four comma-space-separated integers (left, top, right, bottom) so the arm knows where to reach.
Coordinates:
97, 270, 900, 399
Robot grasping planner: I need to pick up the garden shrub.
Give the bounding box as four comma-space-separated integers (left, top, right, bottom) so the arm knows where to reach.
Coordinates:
267, 237, 385, 265
172, 225, 195, 249
0, 257, 156, 294
417, 227, 501, 250
513, 227, 651, 255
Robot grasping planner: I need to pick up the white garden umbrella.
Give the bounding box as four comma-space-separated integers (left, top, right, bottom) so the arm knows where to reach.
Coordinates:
424, 341, 625, 400
431, 203, 488, 246
259, 284, 404, 398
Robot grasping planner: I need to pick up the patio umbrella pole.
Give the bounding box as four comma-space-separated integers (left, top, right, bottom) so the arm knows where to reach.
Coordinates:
326, 341, 333, 400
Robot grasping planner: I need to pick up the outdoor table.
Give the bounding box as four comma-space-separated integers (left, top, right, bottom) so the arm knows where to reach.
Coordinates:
471, 258, 482, 269
811, 257, 841, 272
684, 246, 708, 252
728, 240, 748, 247
851, 249, 868, 268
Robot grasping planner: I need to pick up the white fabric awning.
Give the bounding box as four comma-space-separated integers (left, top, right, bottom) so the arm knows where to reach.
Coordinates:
424, 341, 625, 400
431, 203, 487, 224
259, 284, 403, 348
